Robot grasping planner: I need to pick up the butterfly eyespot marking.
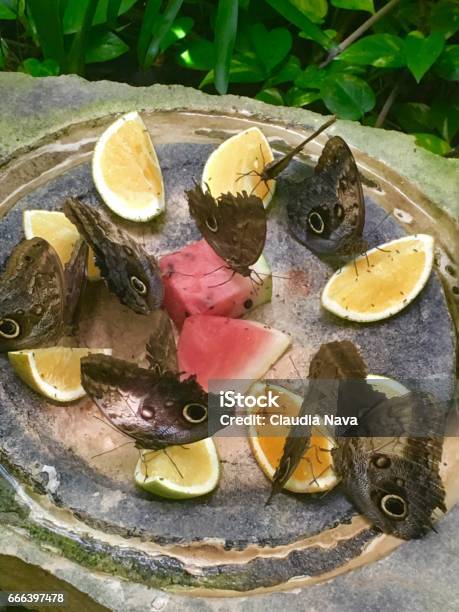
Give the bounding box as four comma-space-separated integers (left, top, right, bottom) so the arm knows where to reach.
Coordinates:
380, 494, 408, 519
308, 212, 325, 234
372, 455, 391, 469
130, 276, 147, 295
205, 215, 218, 233
140, 407, 154, 420
0, 318, 21, 339
183, 403, 207, 424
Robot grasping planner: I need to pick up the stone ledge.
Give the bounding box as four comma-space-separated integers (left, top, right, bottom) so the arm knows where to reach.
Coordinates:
0, 72, 458, 219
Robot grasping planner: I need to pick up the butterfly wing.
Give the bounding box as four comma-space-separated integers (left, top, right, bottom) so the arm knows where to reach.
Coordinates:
287, 136, 365, 258
64, 198, 164, 315
63, 238, 88, 332
187, 185, 267, 276
334, 392, 446, 539
0, 238, 65, 351
268, 340, 367, 500
145, 309, 178, 374
81, 353, 224, 449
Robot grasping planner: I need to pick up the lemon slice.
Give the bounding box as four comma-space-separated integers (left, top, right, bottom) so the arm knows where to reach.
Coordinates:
321, 234, 434, 323
92, 111, 165, 222
23, 210, 100, 281
248, 383, 338, 493
134, 438, 220, 499
202, 127, 275, 207
8, 347, 112, 403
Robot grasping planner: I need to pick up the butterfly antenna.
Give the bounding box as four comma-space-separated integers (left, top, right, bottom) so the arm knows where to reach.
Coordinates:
91, 440, 133, 459
163, 448, 184, 479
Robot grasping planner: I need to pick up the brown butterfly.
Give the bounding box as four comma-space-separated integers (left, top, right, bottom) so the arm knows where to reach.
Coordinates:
0, 237, 87, 352
64, 198, 164, 315
187, 186, 267, 279
268, 340, 446, 539
80, 310, 230, 450
238, 116, 336, 193
268, 340, 367, 501
287, 136, 367, 264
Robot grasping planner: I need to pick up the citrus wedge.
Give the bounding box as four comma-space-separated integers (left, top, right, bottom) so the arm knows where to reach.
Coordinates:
92, 111, 165, 222
321, 234, 434, 323
23, 210, 100, 281
8, 347, 112, 403
248, 383, 338, 493
134, 438, 220, 499
202, 127, 275, 207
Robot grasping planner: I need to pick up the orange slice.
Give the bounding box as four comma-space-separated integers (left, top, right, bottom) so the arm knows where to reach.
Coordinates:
321, 234, 434, 322
248, 382, 338, 493
92, 111, 164, 222
23, 210, 100, 281
202, 127, 275, 207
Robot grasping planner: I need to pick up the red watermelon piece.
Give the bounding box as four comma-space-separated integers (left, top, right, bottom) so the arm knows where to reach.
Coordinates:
159, 239, 271, 328
178, 315, 291, 390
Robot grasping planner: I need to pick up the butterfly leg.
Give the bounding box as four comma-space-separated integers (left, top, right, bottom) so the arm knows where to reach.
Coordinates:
91, 439, 133, 460
163, 448, 184, 479
207, 269, 237, 288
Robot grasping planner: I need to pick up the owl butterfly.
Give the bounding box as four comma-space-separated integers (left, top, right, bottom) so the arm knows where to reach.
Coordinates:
0, 236, 88, 352
238, 116, 337, 194
287, 136, 368, 265
269, 341, 447, 540
64, 198, 164, 315
187, 186, 267, 280
80, 310, 229, 450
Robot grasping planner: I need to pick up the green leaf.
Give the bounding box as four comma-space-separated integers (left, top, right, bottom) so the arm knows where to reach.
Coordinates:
392, 103, 432, 133
27, 0, 65, 65
430, 98, 459, 142
288, 0, 327, 24
250, 23, 292, 73
0, 1, 16, 19
142, 0, 184, 68
20, 57, 60, 76
85, 30, 129, 63
331, 0, 374, 12
294, 65, 327, 89
286, 87, 321, 107
160, 16, 193, 53
214, 0, 239, 94
66, 0, 99, 73
338, 34, 405, 68
404, 31, 445, 83
431, 1, 459, 39
264, 55, 301, 87
414, 133, 451, 156
179, 38, 214, 71
0, 39, 8, 68
255, 87, 284, 105
434, 45, 459, 81
321, 74, 375, 120
200, 54, 265, 88
265, 0, 334, 50
63, 0, 138, 34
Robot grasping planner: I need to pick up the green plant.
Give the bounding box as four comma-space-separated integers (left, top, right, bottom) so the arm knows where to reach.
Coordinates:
0, 0, 458, 155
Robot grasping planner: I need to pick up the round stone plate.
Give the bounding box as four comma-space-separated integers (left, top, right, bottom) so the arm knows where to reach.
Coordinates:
0, 112, 458, 595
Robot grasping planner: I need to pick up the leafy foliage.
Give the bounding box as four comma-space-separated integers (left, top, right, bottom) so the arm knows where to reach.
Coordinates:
0, 0, 458, 155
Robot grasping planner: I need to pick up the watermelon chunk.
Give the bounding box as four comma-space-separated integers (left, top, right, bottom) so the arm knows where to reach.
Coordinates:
178, 315, 291, 390
159, 239, 272, 328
